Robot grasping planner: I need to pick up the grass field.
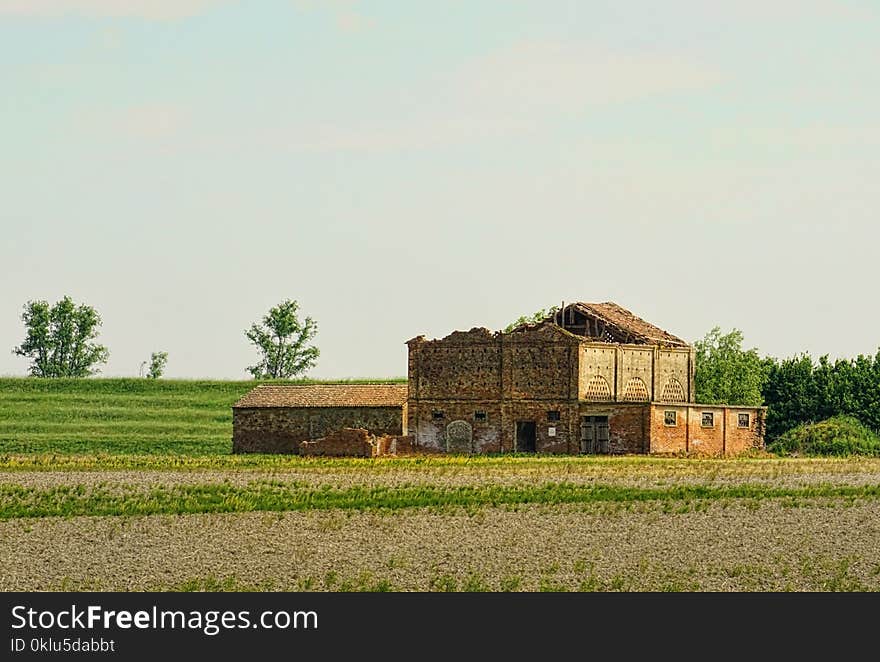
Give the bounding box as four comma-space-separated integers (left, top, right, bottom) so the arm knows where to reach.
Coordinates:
1, 378, 879, 591
0, 377, 405, 454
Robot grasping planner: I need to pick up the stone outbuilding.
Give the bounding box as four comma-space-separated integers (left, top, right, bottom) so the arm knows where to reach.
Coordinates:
232, 384, 407, 454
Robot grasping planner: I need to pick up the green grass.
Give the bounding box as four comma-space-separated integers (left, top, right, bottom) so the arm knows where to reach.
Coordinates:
0, 377, 405, 455
2, 481, 878, 520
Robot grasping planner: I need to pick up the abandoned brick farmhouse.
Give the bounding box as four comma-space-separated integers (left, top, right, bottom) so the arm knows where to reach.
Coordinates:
233, 302, 766, 456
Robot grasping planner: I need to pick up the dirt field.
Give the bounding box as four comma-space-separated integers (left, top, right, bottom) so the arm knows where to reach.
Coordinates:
1, 456, 879, 591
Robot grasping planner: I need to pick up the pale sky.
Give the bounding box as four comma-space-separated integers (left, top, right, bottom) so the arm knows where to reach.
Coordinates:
1, 1, 878, 379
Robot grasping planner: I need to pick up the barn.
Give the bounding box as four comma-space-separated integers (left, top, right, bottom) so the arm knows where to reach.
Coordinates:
407, 302, 766, 455
232, 384, 407, 454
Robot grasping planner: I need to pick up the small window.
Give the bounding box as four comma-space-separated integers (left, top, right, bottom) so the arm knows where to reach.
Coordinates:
432, 410, 445, 421
664, 411, 677, 426
738, 413, 750, 428
701, 412, 715, 428
474, 411, 487, 422
547, 410, 561, 422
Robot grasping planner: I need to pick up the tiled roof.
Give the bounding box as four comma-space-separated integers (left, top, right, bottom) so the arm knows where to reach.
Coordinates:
573, 302, 688, 347
233, 384, 408, 408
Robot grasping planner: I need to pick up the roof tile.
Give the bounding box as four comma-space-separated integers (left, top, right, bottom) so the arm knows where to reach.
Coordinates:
573, 302, 688, 346
233, 384, 408, 408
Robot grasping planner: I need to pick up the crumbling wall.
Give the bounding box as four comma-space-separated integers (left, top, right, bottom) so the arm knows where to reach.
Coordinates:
300, 428, 375, 457
307, 406, 405, 438
407, 325, 580, 453
408, 328, 501, 401
410, 403, 503, 453
300, 430, 419, 457
502, 326, 579, 400
233, 405, 405, 454
404, 321, 764, 456
373, 434, 417, 456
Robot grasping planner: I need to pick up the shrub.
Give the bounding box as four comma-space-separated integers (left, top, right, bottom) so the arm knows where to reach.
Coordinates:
768, 416, 880, 457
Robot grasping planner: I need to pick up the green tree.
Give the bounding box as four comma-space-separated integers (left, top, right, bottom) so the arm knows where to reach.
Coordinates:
694, 327, 769, 407
145, 351, 168, 379
246, 299, 319, 379
13, 296, 110, 377
504, 306, 559, 333
763, 349, 880, 440
763, 353, 816, 439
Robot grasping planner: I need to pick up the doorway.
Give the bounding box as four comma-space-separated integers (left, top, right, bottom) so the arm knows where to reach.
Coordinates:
581, 416, 610, 454
515, 421, 537, 453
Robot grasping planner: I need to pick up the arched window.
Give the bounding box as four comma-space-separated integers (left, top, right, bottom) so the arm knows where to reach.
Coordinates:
584, 375, 612, 401
622, 377, 649, 401
660, 378, 686, 402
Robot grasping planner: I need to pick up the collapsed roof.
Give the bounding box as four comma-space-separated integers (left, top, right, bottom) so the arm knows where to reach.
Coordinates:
555, 302, 688, 347
512, 301, 689, 348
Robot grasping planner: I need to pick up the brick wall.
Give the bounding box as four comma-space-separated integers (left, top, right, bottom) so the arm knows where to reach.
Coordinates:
505, 345, 576, 400
233, 406, 405, 454
579, 403, 649, 454
685, 406, 725, 455
410, 402, 503, 453
648, 405, 765, 456
300, 428, 375, 457
300, 429, 417, 457
723, 408, 766, 455
405, 322, 764, 456
649, 405, 689, 454
408, 328, 501, 401
503, 401, 575, 453
232, 408, 310, 454
374, 434, 416, 456
502, 326, 579, 400
407, 325, 581, 453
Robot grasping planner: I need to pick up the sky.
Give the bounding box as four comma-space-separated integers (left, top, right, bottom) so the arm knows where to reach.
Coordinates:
1, 0, 878, 379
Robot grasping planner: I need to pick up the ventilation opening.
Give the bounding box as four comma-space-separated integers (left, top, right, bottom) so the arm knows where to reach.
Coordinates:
584, 375, 612, 401
660, 378, 686, 403
622, 378, 649, 402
